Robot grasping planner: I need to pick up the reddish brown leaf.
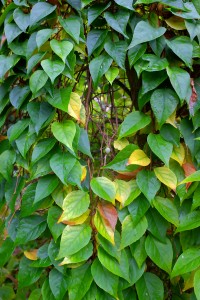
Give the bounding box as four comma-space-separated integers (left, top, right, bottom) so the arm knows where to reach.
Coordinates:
115, 167, 143, 181
98, 202, 117, 231
189, 78, 197, 115
182, 162, 196, 190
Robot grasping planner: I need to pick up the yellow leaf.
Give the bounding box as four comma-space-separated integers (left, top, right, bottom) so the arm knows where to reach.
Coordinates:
115, 180, 131, 205
24, 249, 38, 260
114, 139, 129, 150
58, 209, 90, 225
80, 103, 86, 126
171, 144, 185, 166
68, 92, 82, 121
166, 110, 177, 127
128, 149, 150, 166
154, 166, 177, 190
183, 270, 195, 291
165, 16, 186, 30
81, 166, 87, 182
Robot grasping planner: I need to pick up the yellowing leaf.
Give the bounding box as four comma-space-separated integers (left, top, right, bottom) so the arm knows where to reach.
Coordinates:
80, 103, 86, 126
58, 209, 90, 225
115, 180, 131, 205
114, 139, 129, 150
128, 149, 150, 166
68, 92, 82, 121
166, 110, 177, 127
81, 166, 87, 182
165, 16, 186, 30
24, 249, 38, 260
154, 166, 177, 190
171, 144, 185, 165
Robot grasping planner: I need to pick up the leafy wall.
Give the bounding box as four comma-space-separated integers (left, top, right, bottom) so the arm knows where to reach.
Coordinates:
0, 0, 200, 299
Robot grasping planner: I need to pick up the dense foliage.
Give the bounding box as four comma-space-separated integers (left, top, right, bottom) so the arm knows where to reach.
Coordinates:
0, 0, 200, 299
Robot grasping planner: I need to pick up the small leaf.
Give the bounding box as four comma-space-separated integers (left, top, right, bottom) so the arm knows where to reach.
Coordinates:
136, 170, 161, 203
171, 248, 200, 278
165, 16, 186, 30
148, 134, 173, 167
171, 144, 185, 166
50, 39, 73, 63
182, 162, 196, 189
91, 177, 116, 203
60, 242, 93, 265
153, 196, 179, 226
128, 149, 150, 166
47, 206, 65, 241
68, 92, 82, 122
179, 170, 200, 185
30, 70, 48, 95
24, 249, 38, 261
51, 121, 76, 154
154, 166, 177, 190
105, 67, 119, 85
41, 59, 65, 84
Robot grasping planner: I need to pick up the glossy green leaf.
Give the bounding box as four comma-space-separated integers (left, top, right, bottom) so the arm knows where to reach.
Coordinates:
130, 237, 147, 269
136, 170, 161, 203
29, 70, 48, 95
41, 59, 65, 84
105, 67, 119, 85
50, 39, 73, 63
171, 248, 200, 278
0, 238, 15, 267
31, 138, 56, 165
146, 209, 168, 243
147, 133, 173, 166
136, 273, 164, 300
141, 70, 167, 95
60, 242, 93, 265
160, 124, 180, 147
90, 177, 116, 203
128, 44, 147, 67
30, 2, 56, 27
18, 257, 43, 289
49, 269, 68, 300
51, 121, 76, 154
34, 175, 59, 203
47, 206, 65, 241
47, 87, 72, 112
114, 0, 133, 10
88, 3, 111, 25
128, 194, 150, 225
9, 86, 30, 109
87, 30, 108, 57
57, 224, 92, 258
153, 196, 179, 226
118, 111, 151, 139
154, 166, 177, 190
176, 211, 200, 233
150, 88, 179, 126
128, 21, 166, 49
91, 258, 118, 298
13, 8, 30, 32
0, 54, 20, 79
180, 170, 200, 184
41, 278, 55, 300
78, 128, 93, 159
104, 40, 127, 69
58, 16, 80, 44
36, 29, 56, 49
104, 10, 130, 39
145, 235, 173, 273
194, 269, 200, 300
4, 23, 22, 44
0, 150, 16, 182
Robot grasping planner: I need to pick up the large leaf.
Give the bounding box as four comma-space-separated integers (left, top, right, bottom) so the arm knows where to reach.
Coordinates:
88, 3, 111, 25
154, 166, 177, 190
51, 121, 76, 154
58, 16, 80, 44
4, 23, 22, 44
49, 269, 68, 300
50, 39, 73, 63
136, 170, 161, 203
18, 257, 43, 289
9, 86, 30, 109
30, 2, 56, 26
91, 259, 118, 298
176, 211, 200, 233
47, 87, 72, 112
0, 54, 20, 79
147, 133, 173, 166
128, 149, 150, 166
136, 273, 164, 300
128, 21, 166, 49
60, 242, 93, 265
171, 248, 200, 278
0, 150, 16, 182
141, 70, 167, 95
104, 40, 127, 69
31, 138, 56, 165
145, 235, 173, 273
94, 202, 118, 245
29, 70, 48, 95
57, 224, 92, 258
36, 28, 56, 49
118, 111, 151, 139
87, 30, 108, 56
104, 10, 130, 39
0, 238, 15, 267
13, 8, 30, 32
34, 175, 59, 203
146, 209, 169, 243
153, 196, 179, 226
41, 59, 65, 84
150, 88, 179, 126
114, 0, 134, 10
91, 177, 116, 203
115, 179, 141, 207
180, 170, 200, 184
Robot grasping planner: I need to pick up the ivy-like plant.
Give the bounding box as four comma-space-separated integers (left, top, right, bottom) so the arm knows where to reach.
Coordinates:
0, 0, 200, 299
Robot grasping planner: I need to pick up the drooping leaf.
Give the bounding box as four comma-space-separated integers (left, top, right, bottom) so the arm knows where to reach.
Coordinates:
41, 59, 65, 84
13, 8, 30, 32
104, 10, 130, 39
18, 257, 43, 289
0, 150, 16, 182
50, 39, 73, 63
105, 67, 119, 85
36, 28, 56, 49
115, 179, 141, 207
153, 196, 179, 226
9, 86, 30, 109
87, 30, 108, 57
4, 23, 22, 44
154, 166, 177, 190
31, 138, 56, 165
47, 87, 72, 112
176, 211, 200, 233
104, 40, 127, 69
51, 121, 76, 154
29, 70, 48, 95
60, 242, 93, 265
34, 175, 59, 203
114, 0, 134, 10
91, 177, 116, 203
0, 238, 15, 267
88, 3, 111, 25
58, 16, 80, 44
47, 206, 65, 242
180, 170, 200, 185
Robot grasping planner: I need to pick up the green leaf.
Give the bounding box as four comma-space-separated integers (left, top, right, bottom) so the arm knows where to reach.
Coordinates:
0, 238, 15, 267
41, 59, 65, 84
50, 39, 73, 63
61, 190, 90, 220
105, 67, 119, 85
97, 232, 121, 261
128, 195, 150, 224
88, 3, 111, 25
146, 209, 169, 243
36, 29, 56, 49
34, 175, 59, 203
136, 170, 161, 203
47, 87, 72, 112
194, 269, 200, 300
166, 36, 193, 68
15, 215, 46, 245
180, 170, 200, 184
0, 150, 16, 182
47, 206, 65, 242
78, 128, 93, 159
60, 242, 93, 265
118, 111, 151, 139
30, 70, 48, 95
32, 138, 56, 165
171, 2, 200, 19
145, 235, 173, 273
18, 257, 43, 289
121, 215, 148, 249
153, 196, 179, 227
114, 0, 133, 10
0, 287, 15, 300
50, 151, 76, 185
154, 166, 177, 190
58, 16, 80, 44
98, 246, 130, 282
128, 44, 147, 67
51, 121, 76, 154
13, 8, 30, 32
104, 40, 127, 69
176, 211, 200, 233
166, 66, 191, 103
128, 21, 166, 49
8, 119, 29, 142
160, 124, 180, 147
91, 258, 118, 298
130, 237, 147, 269
136, 273, 164, 300
141, 70, 167, 95
104, 10, 130, 39
89, 54, 113, 89
150, 88, 179, 126
171, 248, 200, 278
90, 177, 116, 203
49, 269, 68, 300
30, 2, 56, 27
4, 23, 22, 44
9, 86, 30, 109
57, 224, 92, 258
142, 54, 169, 72
0, 55, 20, 79
28, 289, 41, 300
27, 53, 46, 75
68, 263, 93, 300
147, 133, 173, 166
42, 278, 55, 300
115, 179, 141, 207
87, 30, 108, 57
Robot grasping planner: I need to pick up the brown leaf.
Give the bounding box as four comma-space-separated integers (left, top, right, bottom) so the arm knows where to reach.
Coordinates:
182, 162, 196, 190
98, 202, 117, 231
189, 78, 197, 115
115, 167, 143, 181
